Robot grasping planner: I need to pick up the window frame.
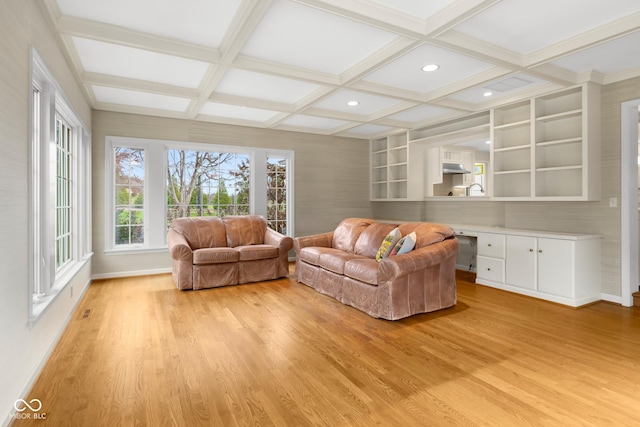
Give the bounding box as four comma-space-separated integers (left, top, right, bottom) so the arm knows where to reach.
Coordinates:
104, 136, 294, 254
29, 48, 92, 322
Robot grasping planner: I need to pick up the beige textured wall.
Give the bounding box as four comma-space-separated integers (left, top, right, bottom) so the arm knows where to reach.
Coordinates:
0, 0, 92, 421
91, 111, 372, 276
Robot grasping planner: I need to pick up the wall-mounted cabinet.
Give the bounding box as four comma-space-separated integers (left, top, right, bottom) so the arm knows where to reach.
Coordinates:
490, 83, 600, 200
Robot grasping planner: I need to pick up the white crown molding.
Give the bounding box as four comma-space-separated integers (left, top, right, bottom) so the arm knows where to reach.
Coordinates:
83, 72, 201, 99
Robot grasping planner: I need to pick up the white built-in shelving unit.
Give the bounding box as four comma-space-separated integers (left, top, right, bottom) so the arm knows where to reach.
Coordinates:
370, 83, 600, 202
491, 83, 600, 200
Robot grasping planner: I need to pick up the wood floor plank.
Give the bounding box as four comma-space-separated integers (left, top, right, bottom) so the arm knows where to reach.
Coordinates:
10, 270, 640, 426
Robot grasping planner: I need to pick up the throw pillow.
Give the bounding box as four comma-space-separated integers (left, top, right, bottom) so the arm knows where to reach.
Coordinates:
389, 231, 416, 256
375, 227, 401, 262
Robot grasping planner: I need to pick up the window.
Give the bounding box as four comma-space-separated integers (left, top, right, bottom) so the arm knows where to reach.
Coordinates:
167, 149, 250, 223
105, 137, 294, 253
114, 147, 145, 246
55, 117, 73, 269
30, 49, 91, 320
267, 156, 288, 234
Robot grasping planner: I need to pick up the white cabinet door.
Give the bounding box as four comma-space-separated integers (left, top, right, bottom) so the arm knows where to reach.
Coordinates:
537, 238, 574, 298
506, 235, 536, 290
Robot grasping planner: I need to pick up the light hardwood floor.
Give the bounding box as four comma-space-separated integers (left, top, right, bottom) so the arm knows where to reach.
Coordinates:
11, 269, 640, 426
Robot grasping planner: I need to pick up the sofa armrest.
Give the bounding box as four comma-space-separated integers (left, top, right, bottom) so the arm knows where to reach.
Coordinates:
265, 228, 294, 252
167, 229, 193, 261
379, 238, 459, 281
293, 231, 334, 253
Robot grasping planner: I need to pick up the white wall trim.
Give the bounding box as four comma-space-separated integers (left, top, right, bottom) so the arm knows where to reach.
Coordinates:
600, 293, 623, 305
620, 100, 639, 307
92, 268, 172, 281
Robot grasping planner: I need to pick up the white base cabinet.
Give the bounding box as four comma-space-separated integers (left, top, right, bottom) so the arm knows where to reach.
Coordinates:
472, 228, 601, 307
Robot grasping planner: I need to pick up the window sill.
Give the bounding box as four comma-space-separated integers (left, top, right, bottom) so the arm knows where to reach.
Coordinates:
29, 254, 92, 327
104, 246, 168, 256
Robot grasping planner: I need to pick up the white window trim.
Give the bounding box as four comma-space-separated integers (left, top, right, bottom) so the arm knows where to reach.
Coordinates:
29, 48, 92, 322
104, 136, 295, 253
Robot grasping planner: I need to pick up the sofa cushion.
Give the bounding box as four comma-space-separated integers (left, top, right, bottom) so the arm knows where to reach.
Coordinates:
170, 216, 227, 249
299, 247, 342, 266
344, 258, 379, 286
236, 244, 278, 261
398, 222, 454, 248
319, 252, 363, 275
332, 218, 376, 253
223, 215, 266, 247
193, 247, 239, 265
354, 222, 397, 258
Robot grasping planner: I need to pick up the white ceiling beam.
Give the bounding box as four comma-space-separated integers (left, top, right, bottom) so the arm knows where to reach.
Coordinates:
525, 12, 640, 68
187, 0, 273, 119
340, 37, 420, 86
291, 0, 426, 38
425, 0, 502, 38
82, 72, 201, 99
56, 16, 220, 63
207, 93, 293, 113
231, 56, 341, 86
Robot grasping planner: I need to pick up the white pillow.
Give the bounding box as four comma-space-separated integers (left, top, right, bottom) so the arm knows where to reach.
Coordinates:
389, 231, 416, 256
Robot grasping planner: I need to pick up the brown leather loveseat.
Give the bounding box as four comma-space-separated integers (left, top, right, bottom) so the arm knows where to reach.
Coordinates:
294, 218, 458, 320
167, 215, 293, 290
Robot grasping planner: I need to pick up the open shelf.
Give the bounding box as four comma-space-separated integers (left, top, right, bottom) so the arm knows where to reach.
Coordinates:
493, 100, 531, 127
535, 168, 583, 197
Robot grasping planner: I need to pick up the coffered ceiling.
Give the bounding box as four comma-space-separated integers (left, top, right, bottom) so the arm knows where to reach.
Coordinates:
42, 0, 640, 139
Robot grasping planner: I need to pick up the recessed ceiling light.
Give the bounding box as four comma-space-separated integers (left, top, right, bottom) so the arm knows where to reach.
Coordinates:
485, 140, 491, 144
347, 100, 359, 106
421, 64, 439, 72
483, 91, 493, 97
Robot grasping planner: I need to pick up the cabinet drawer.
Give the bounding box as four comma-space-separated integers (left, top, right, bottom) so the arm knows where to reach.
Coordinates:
477, 233, 505, 258
477, 256, 505, 284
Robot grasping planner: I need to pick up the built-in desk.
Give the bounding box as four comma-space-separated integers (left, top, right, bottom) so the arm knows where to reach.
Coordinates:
378, 220, 601, 307
449, 224, 601, 307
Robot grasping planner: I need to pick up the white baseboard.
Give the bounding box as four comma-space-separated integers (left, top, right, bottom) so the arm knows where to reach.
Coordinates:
600, 293, 623, 305
92, 268, 172, 280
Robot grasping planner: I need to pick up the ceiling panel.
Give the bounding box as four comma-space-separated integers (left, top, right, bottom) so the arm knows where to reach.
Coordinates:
310, 89, 404, 116
73, 37, 209, 88
362, 43, 494, 94
215, 68, 322, 104
240, 0, 398, 75
453, 0, 640, 54
551, 31, 640, 76
45, 0, 640, 138
57, 0, 242, 47
449, 73, 550, 104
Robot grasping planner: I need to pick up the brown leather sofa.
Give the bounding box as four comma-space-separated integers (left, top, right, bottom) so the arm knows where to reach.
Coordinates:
294, 218, 458, 320
167, 215, 293, 290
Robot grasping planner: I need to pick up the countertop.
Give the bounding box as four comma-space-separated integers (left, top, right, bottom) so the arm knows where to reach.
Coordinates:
377, 219, 601, 241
